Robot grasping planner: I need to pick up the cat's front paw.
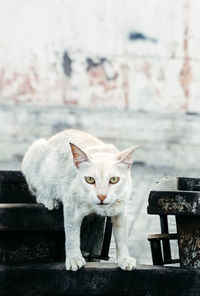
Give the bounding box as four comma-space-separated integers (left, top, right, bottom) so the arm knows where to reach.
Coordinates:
65, 256, 86, 271
38, 198, 60, 210
118, 257, 136, 271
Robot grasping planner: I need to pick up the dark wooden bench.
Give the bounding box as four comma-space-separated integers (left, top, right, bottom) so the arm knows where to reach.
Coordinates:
2, 171, 200, 296
2, 262, 200, 296
0, 170, 112, 263
148, 176, 200, 268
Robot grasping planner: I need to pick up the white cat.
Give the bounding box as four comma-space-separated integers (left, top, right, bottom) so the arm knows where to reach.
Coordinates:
21, 129, 138, 271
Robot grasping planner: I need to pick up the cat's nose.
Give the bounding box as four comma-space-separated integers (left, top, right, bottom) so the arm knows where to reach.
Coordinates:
97, 195, 107, 202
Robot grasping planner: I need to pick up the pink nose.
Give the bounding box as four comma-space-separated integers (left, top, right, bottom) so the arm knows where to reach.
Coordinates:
97, 195, 107, 202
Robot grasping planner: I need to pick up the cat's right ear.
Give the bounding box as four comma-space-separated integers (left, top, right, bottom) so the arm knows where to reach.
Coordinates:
116, 145, 139, 168
69, 143, 89, 169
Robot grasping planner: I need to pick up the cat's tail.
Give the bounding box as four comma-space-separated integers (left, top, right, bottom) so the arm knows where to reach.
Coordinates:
21, 139, 49, 191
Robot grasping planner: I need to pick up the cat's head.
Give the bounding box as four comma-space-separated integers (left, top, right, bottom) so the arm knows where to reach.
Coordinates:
69, 142, 138, 209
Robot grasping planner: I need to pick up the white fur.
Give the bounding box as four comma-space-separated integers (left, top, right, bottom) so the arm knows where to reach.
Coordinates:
21, 129, 138, 271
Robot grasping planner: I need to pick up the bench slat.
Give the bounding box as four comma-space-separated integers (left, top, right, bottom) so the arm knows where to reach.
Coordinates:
148, 233, 178, 241
0, 203, 63, 231
0, 171, 36, 203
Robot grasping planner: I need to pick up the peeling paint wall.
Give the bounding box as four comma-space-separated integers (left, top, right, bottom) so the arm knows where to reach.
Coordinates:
0, 0, 200, 168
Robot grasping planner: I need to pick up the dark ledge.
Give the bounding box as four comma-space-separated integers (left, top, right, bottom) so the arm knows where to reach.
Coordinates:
1, 262, 200, 296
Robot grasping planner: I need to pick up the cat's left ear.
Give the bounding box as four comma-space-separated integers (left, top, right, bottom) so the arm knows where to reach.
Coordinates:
69, 143, 89, 169
116, 145, 139, 168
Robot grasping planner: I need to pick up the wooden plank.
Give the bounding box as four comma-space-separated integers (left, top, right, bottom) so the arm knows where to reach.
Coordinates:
149, 240, 163, 265
160, 215, 171, 262
148, 190, 200, 215
1, 262, 200, 296
148, 233, 178, 240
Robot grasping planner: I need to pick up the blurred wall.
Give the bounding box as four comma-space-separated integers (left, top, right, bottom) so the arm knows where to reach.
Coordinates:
0, 0, 200, 169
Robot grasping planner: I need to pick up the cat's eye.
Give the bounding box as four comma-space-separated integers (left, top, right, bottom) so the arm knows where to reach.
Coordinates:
109, 177, 120, 184
85, 176, 95, 184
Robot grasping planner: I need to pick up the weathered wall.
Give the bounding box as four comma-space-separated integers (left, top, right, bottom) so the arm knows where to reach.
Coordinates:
0, 0, 200, 169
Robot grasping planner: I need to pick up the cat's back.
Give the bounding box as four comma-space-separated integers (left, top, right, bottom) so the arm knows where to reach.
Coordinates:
22, 129, 118, 182
48, 129, 104, 151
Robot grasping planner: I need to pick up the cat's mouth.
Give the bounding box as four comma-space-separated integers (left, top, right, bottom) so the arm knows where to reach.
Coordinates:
97, 202, 109, 206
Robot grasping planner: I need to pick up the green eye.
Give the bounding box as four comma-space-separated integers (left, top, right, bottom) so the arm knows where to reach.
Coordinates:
85, 177, 95, 184
109, 177, 120, 184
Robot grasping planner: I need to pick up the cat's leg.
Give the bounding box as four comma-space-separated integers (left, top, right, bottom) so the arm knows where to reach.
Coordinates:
39, 198, 60, 210
63, 205, 86, 271
111, 213, 136, 271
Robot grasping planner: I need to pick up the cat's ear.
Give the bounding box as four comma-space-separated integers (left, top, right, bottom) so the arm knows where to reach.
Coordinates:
116, 145, 139, 168
69, 143, 89, 169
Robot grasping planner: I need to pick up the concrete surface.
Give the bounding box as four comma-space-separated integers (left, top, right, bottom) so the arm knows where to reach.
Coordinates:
2, 105, 200, 169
